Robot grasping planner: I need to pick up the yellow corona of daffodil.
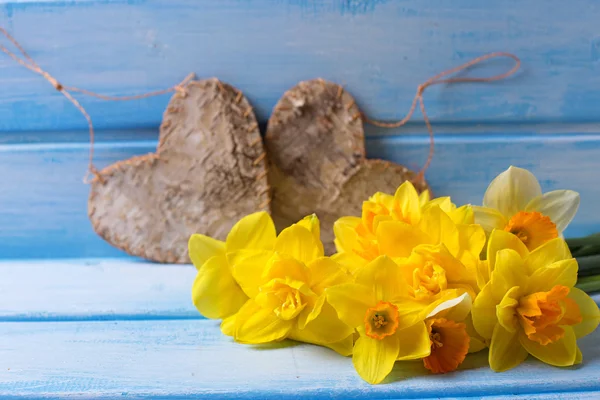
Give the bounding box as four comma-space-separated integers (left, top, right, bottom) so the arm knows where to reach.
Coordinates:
189, 211, 276, 319
474, 166, 580, 251
394, 243, 478, 302
334, 181, 484, 275
472, 230, 600, 372
327, 255, 473, 384
223, 215, 354, 355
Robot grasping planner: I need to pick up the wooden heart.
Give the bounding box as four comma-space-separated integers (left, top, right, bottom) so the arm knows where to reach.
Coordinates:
265, 79, 428, 253
88, 79, 269, 263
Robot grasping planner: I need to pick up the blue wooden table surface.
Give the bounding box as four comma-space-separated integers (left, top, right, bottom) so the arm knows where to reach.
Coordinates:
2, 0, 600, 398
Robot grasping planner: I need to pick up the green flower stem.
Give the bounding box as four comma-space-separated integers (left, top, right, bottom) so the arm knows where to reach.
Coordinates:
576, 255, 600, 277
567, 233, 600, 250
572, 244, 600, 258
576, 275, 600, 294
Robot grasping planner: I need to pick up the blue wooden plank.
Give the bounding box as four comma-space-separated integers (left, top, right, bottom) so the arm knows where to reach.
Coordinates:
0, 259, 198, 321
0, 129, 599, 259
1, 318, 599, 398
1, 257, 597, 322
1, 0, 600, 131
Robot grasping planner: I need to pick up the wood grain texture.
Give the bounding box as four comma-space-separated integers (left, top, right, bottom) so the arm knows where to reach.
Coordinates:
0, 259, 198, 321
88, 79, 269, 263
1, 317, 599, 398
266, 79, 427, 253
2, 0, 600, 132
1, 129, 599, 259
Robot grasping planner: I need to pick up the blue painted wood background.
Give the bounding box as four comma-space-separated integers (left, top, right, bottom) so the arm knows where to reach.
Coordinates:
2, 0, 600, 398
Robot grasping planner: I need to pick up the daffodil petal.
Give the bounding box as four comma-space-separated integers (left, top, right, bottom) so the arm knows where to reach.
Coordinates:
396, 321, 432, 360
394, 181, 421, 225
496, 286, 521, 333
293, 301, 354, 345
465, 315, 488, 353
295, 214, 324, 255
414, 244, 473, 287
419, 189, 431, 206
476, 260, 490, 290
489, 324, 528, 372
487, 229, 529, 274
427, 292, 472, 322
326, 283, 375, 328
192, 255, 248, 319
527, 259, 578, 293
525, 190, 580, 233
483, 166, 542, 217
275, 224, 324, 264
490, 249, 527, 301
221, 313, 237, 337
524, 237, 571, 273
226, 211, 276, 251
333, 216, 361, 253
324, 334, 354, 356
473, 206, 507, 235
424, 196, 453, 213
394, 290, 462, 330
234, 299, 293, 344
450, 204, 475, 225
308, 257, 351, 295
297, 294, 326, 329
419, 206, 460, 253
569, 287, 600, 339
355, 255, 406, 301
377, 221, 433, 258
456, 223, 486, 265
353, 333, 399, 384
188, 234, 225, 270
574, 346, 583, 365
520, 327, 577, 367
263, 253, 310, 283
331, 251, 367, 275
228, 249, 273, 298
472, 283, 499, 340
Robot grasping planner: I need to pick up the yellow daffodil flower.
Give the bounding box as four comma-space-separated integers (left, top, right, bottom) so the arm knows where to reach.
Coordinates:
327, 255, 473, 384
334, 181, 485, 275
474, 166, 580, 251
394, 244, 478, 302
472, 230, 600, 372
189, 211, 276, 319
226, 216, 354, 354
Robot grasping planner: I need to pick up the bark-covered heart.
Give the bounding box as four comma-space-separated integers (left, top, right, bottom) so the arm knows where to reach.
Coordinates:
265, 79, 428, 253
88, 79, 269, 263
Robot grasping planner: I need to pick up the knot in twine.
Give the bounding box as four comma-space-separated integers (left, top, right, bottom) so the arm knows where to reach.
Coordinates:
0, 26, 194, 184
363, 51, 521, 185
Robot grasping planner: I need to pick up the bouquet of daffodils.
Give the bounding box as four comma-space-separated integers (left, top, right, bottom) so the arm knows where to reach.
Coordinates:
189, 166, 600, 384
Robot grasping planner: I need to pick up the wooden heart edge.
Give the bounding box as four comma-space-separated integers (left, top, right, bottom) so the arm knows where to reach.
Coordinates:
88, 78, 270, 263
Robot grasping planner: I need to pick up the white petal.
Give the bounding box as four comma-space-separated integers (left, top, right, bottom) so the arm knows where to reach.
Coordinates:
473, 206, 507, 235
483, 166, 542, 217
426, 292, 471, 320
525, 190, 580, 232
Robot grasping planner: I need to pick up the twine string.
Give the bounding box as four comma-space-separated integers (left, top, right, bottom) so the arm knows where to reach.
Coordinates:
363, 52, 521, 184
0, 26, 520, 187
0, 26, 194, 183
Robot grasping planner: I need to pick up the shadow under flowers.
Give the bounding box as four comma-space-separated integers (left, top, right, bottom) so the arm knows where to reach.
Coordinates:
384, 350, 490, 384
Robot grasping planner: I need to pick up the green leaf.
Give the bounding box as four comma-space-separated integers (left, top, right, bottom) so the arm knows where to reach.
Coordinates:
576, 275, 600, 294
